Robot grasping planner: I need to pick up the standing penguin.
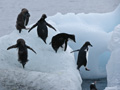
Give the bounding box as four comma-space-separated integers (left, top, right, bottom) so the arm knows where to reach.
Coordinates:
71, 41, 92, 71
28, 14, 56, 44
90, 82, 97, 90
50, 33, 76, 53
7, 39, 36, 68
16, 8, 30, 33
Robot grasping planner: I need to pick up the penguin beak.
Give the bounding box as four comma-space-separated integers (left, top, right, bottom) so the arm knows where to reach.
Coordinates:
90, 44, 93, 47
89, 44, 93, 47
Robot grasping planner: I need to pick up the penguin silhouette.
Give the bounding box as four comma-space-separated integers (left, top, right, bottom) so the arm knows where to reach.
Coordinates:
28, 14, 56, 44
50, 33, 76, 53
90, 82, 97, 90
71, 41, 92, 71
7, 39, 36, 68
16, 8, 30, 33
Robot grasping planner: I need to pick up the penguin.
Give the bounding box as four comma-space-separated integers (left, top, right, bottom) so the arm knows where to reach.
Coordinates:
7, 39, 36, 68
90, 82, 97, 90
28, 14, 56, 44
71, 41, 92, 71
16, 8, 30, 33
50, 33, 76, 53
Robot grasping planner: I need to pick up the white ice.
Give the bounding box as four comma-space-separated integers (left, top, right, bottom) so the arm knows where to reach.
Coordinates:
0, 26, 82, 90
105, 24, 120, 90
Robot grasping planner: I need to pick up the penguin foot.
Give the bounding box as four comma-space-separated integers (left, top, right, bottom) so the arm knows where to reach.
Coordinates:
85, 67, 90, 71
25, 28, 30, 30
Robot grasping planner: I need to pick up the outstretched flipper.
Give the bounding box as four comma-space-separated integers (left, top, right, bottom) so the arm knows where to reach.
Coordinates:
70, 49, 80, 53
28, 22, 38, 32
46, 22, 56, 31
7, 44, 18, 50
26, 45, 36, 54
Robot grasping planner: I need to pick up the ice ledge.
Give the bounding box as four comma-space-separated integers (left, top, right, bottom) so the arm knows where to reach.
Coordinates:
0, 29, 82, 90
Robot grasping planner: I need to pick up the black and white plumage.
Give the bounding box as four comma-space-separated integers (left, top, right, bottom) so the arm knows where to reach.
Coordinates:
50, 33, 76, 53
90, 82, 97, 90
7, 39, 36, 68
28, 14, 56, 44
71, 41, 92, 71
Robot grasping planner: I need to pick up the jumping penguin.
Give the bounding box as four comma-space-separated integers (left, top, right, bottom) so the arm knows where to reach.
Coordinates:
71, 41, 92, 71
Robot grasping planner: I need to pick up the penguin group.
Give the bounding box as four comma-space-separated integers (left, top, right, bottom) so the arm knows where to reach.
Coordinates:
7, 8, 98, 89
8, 8, 77, 68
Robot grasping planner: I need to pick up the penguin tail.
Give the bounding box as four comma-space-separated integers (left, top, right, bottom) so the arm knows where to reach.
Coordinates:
22, 63, 25, 68
43, 40, 47, 44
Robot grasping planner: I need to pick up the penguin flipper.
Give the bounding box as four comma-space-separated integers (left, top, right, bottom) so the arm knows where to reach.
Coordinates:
70, 49, 80, 53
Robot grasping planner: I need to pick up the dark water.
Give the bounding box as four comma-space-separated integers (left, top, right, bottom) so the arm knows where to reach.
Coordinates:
82, 78, 107, 90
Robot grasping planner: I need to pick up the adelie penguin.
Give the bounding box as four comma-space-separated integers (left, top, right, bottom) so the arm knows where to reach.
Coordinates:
71, 41, 92, 71
16, 8, 30, 33
50, 33, 76, 52
7, 39, 36, 68
28, 14, 56, 44
90, 81, 97, 90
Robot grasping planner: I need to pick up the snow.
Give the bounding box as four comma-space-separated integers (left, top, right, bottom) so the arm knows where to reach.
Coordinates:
105, 24, 120, 90
0, 27, 82, 90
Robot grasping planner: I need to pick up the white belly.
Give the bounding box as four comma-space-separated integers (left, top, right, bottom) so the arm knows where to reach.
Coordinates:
85, 48, 89, 62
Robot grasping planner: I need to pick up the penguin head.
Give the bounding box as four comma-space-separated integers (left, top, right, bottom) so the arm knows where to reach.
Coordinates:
84, 41, 93, 47
41, 14, 47, 19
69, 34, 76, 42
17, 39, 26, 46
90, 82, 97, 90
21, 8, 28, 13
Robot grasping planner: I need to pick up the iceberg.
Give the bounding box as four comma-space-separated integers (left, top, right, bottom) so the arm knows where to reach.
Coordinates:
105, 24, 120, 89
46, 5, 120, 79
0, 28, 82, 90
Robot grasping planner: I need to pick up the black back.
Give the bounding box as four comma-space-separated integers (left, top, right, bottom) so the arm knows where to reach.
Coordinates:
37, 19, 48, 43
16, 8, 30, 33
17, 39, 28, 68
51, 33, 75, 52
77, 46, 87, 68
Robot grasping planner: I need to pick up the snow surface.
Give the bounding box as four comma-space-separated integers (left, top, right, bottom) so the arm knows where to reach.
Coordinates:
46, 5, 120, 79
105, 24, 120, 90
0, 25, 82, 90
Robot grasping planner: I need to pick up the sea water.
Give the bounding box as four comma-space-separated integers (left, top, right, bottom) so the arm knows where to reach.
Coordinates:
82, 78, 107, 90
